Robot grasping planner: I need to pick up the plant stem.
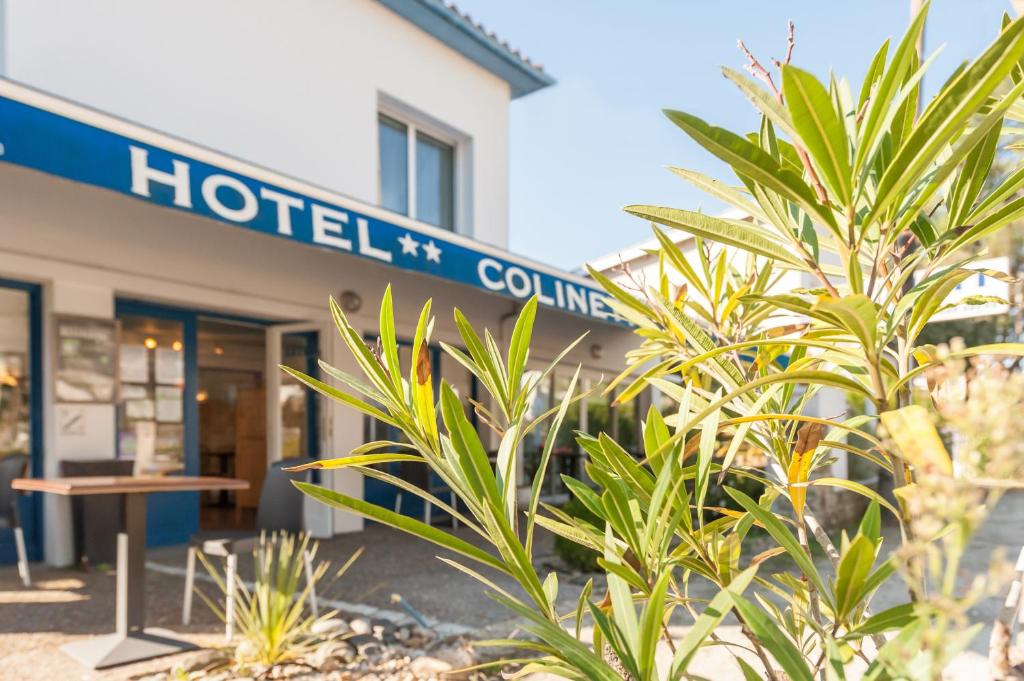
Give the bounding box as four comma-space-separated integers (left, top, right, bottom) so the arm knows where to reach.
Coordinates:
797, 521, 827, 681
737, 616, 782, 681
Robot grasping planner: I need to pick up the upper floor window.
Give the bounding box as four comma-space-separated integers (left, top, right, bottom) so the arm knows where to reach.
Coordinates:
378, 112, 455, 231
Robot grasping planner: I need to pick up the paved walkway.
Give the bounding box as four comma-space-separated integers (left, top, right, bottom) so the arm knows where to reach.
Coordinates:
2, 491, 1022, 680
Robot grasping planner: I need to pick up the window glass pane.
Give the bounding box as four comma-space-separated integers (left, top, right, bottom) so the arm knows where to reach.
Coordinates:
522, 372, 551, 487
587, 389, 611, 440
117, 315, 185, 474
379, 114, 409, 216
416, 131, 454, 230
280, 332, 317, 459
0, 289, 31, 458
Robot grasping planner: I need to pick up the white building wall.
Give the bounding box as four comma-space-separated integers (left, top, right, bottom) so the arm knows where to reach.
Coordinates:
3, 0, 511, 247
0, 166, 635, 563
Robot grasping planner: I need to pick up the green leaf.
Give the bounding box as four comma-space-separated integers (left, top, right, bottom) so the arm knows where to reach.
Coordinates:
669, 565, 758, 674
730, 593, 815, 681
489, 592, 624, 681
849, 603, 917, 637
965, 164, 1024, 226
439, 382, 500, 504
783, 65, 853, 205
586, 264, 653, 320
721, 66, 798, 140
453, 308, 509, 411
574, 577, 593, 641
638, 570, 671, 679
525, 365, 581, 556
812, 294, 879, 353
854, 3, 929, 173
280, 366, 397, 427
824, 637, 850, 681
871, 13, 1024, 222
506, 296, 538, 400
667, 165, 768, 222
695, 395, 721, 518
378, 285, 403, 390
859, 500, 882, 545
626, 205, 805, 267
293, 481, 507, 573
725, 487, 830, 602
603, 526, 640, 655
661, 109, 838, 231
810, 478, 900, 520
737, 658, 767, 681
945, 117, 1001, 229
282, 452, 421, 471
834, 534, 876, 620
857, 39, 890, 112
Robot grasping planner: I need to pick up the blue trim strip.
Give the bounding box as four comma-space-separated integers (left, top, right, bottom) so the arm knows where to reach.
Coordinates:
0, 277, 43, 563
0, 85, 624, 327
377, 0, 554, 98
116, 298, 278, 328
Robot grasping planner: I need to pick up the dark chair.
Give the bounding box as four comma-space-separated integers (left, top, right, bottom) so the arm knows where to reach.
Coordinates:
60, 458, 134, 568
181, 457, 316, 639
0, 454, 30, 587
393, 458, 458, 528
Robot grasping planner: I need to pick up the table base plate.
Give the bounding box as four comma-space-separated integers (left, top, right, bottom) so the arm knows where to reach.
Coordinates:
61, 628, 197, 669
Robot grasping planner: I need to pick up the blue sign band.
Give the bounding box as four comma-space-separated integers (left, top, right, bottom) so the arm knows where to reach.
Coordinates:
0, 88, 623, 325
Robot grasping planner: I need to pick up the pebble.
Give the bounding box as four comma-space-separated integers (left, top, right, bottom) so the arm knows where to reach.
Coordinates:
349, 617, 372, 634
409, 655, 454, 677
312, 617, 351, 636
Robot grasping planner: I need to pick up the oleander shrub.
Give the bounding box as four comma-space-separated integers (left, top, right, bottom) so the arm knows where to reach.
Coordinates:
288, 6, 1024, 679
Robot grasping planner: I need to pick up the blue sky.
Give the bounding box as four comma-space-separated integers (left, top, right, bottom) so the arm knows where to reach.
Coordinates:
453, 0, 1014, 270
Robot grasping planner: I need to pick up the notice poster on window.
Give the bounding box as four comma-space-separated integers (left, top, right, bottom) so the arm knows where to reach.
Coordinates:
132, 420, 157, 475
119, 345, 149, 383
155, 348, 184, 385
125, 397, 155, 420
154, 424, 185, 473
55, 316, 119, 403
120, 384, 148, 400
155, 385, 183, 423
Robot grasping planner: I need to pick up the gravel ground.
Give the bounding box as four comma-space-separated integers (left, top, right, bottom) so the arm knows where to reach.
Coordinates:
2, 491, 1023, 680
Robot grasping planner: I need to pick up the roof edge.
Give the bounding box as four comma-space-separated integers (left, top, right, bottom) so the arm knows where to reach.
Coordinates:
378, 0, 555, 98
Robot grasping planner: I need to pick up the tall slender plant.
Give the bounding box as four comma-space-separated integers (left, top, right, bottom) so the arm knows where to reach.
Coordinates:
288, 6, 1024, 679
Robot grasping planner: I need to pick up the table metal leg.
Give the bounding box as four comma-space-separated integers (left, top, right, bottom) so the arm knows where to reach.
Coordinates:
60, 493, 197, 669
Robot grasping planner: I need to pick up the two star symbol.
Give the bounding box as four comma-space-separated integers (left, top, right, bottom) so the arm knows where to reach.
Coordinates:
398, 232, 442, 263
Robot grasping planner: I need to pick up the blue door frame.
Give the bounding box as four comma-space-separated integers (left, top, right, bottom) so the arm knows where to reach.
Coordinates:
285, 330, 321, 464
0, 278, 43, 564
115, 299, 290, 546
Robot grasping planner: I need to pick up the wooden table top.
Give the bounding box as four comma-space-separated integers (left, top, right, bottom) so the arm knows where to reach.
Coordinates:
12, 476, 250, 496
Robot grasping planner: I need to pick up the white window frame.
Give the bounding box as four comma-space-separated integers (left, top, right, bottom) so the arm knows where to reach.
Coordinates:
377, 93, 473, 236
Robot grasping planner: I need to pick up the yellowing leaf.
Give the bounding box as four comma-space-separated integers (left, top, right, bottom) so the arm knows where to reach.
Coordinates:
787, 422, 824, 516
879, 405, 951, 475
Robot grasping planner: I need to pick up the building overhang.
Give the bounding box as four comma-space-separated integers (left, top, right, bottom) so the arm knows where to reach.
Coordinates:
0, 79, 622, 326
378, 0, 555, 98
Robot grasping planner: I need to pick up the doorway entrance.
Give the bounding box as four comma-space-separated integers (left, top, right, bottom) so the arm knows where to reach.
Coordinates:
0, 279, 42, 564
114, 300, 324, 543
196, 318, 266, 531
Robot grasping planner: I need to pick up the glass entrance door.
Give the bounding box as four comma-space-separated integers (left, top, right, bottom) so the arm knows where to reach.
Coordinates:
266, 323, 325, 466
0, 280, 41, 563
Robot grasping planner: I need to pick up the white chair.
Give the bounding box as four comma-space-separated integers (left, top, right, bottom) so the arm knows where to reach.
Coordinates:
1, 454, 31, 587
182, 457, 318, 639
